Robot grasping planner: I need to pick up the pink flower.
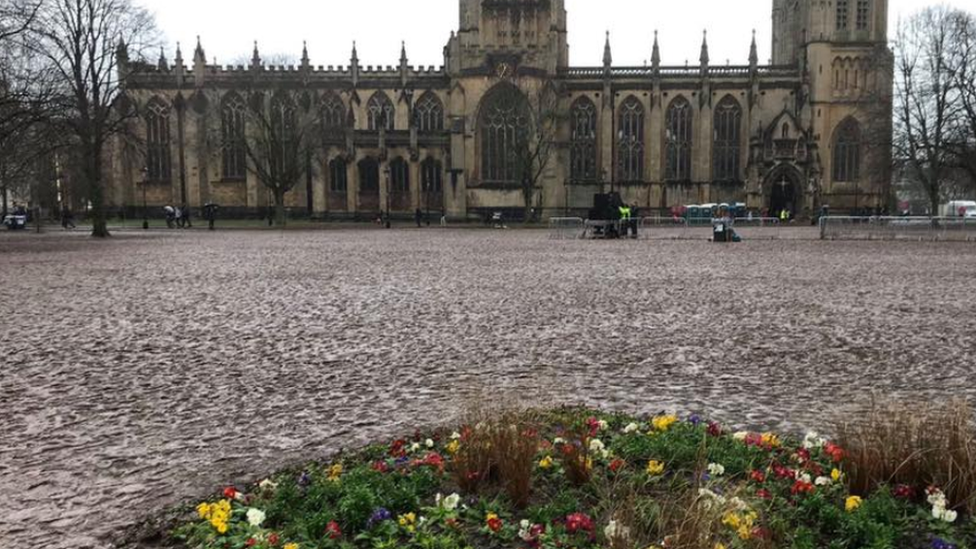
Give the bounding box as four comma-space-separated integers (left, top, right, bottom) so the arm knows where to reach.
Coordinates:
565, 513, 594, 534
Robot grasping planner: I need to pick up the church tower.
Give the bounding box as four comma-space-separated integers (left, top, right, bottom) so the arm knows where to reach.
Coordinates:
454, 0, 569, 74
772, 0, 893, 211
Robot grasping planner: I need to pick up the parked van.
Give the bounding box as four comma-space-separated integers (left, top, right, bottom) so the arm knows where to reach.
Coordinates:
941, 201, 976, 218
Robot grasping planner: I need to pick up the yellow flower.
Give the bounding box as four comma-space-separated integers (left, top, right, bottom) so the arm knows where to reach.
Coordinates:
486, 512, 499, 523
585, 457, 593, 471
398, 512, 417, 532
446, 440, 460, 454
715, 544, 728, 549
737, 525, 752, 540
327, 464, 343, 482
539, 456, 554, 469
761, 432, 781, 448
216, 521, 228, 534
284, 544, 299, 549
831, 468, 842, 482
722, 512, 741, 530
652, 415, 678, 432
846, 496, 862, 512
646, 460, 665, 475
196, 502, 211, 520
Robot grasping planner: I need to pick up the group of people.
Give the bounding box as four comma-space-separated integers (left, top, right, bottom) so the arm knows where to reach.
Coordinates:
163, 205, 192, 229
615, 204, 640, 238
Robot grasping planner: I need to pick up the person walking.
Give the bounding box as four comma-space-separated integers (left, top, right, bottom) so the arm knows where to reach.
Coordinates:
180, 204, 192, 228
415, 208, 423, 228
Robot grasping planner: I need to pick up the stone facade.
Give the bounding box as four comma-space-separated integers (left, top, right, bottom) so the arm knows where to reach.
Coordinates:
110, 0, 893, 219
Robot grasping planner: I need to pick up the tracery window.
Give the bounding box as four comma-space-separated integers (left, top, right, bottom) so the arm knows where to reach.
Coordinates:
414, 91, 444, 132
833, 118, 861, 183
856, 0, 870, 31
321, 92, 346, 134
269, 93, 297, 178
837, 0, 850, 30
220, 92, 247, 180
421, 157, 443, 195
390, 157, 410, 194
616, 96, 644, 182
713, 96, 742, 181
367, 92, 395, 131
479, 85, 529, 184
665, 96, 693, 182
570, 97, 597, 182
329, 157, 347, 193
145, 97, 171, 182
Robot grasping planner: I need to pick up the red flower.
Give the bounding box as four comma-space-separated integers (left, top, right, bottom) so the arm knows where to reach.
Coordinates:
752, 527, 771, 540
245, 539, 257, 548
222, 487, 238, 499
894, 484, 915, 500
824, 443, 845, 463
609, 458, 626, 473
325, 520, 342, 540
795, 448, 811, 462
773, 463, 796, 480
757, 488, 773, 500
268, 533, 280, 546
421, 452, 445, 472
565, 513, 594, 534
372, 460, 389, 473
586, 417, 602, 437
750, 470, 767, 483
487, 517, 503, 533
745, 433, 763, 447
390, 439, 407, 458
791, 480, 815, 496
707, 422, 722, 437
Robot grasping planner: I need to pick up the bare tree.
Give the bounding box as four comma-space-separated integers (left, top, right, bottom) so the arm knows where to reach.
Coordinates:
240, 91, 319, 226
893, 6, 967, 216
948, 11, 976, 196
29, 0, 157, 237
493, 80, 561, 222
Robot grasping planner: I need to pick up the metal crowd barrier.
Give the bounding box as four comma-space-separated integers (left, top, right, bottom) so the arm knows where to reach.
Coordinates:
820, 216, 976, 241
548, 217, 586, 240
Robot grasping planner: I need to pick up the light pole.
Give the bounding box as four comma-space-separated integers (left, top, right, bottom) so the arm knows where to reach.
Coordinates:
141, 167, 149, 230
384, 165, 391, 229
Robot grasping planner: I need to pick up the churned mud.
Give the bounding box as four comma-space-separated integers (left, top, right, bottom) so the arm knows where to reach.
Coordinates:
1, 228, 974, 548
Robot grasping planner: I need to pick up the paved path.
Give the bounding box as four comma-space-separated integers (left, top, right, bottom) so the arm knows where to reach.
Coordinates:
1, 229, 974, 548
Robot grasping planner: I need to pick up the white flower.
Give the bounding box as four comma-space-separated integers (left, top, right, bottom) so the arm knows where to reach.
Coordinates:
597, 420, 609, 430
437, 493, 460, 511
622, 422, 640, 434
802, 431, 825, 449
604, 520, 630, 541
707, 463, 725, 477
942, 509, 958, 523
246, 508, 266, 527
450, 431, 461, 440
733, 431, 749, 441
410, 442, 421, 452
519, 519, 532, 540
258, 479, 278, 491
815, 476, 833, 486
589, 439, 605, 452
698, 488, 727, 508
553, 437, 566, 445
728, 497, 750, 511
798, 473, 812, 484
927, 489, 947, 507
425, 438, 435, 448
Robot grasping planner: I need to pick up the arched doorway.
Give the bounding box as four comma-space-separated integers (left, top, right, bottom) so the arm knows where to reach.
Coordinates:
767, 168, 800, 218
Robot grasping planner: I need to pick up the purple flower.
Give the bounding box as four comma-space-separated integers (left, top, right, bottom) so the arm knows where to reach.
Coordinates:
297, 471, 311, 488
932, 539, 957, 549
688, 414, 703, 426
367, 507, 393, 528
394, 456, 410, 467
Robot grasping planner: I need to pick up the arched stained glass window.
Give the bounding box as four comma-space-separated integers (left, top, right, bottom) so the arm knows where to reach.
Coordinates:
321, 92, 346, 134
367, 92, 395, 131
414, 91, 444, 132
616, 96, 644, 182
221, 92, 247, 180
833, 118, 861, 183
145, 97, 171, 181
269, 92, 297, 178
713, 96, 742, 181
329, 157, 347, 193
479, 84, 530, 184
570, 97, 597, 182
665, 96, 693, 182
421, 157, 442, 195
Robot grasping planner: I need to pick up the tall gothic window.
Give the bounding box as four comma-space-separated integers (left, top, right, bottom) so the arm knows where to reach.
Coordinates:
414, 91, 444, 132
713, 96, 742, 182
145, 97, 171, 181
833, 118, 861, 182
321, 92, 346, 135
359, 158, 379, 192
391, 157, 410, 194
616, 96, 644, 182
480, 84, 529, 184
570, 97, 597, 182
421, 157, 443, 195
856, 0, 870, 31
367, 92, 395, 131
666, 97, 693, 182
220, 92, 247, 180
269, 92, 297, 178
329, 157, 347, 193
837, 0, 850, 30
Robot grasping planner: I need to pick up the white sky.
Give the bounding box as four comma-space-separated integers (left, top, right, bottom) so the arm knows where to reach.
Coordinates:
142, 0, 964, 68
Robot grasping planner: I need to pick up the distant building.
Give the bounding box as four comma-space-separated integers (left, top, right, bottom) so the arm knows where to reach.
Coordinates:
110, 0, 893, 219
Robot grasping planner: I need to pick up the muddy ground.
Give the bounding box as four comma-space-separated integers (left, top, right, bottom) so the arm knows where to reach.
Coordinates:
1, 227, 974, 548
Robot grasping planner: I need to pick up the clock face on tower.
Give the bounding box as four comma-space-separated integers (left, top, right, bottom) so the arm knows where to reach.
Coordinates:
496, 62, 512, 79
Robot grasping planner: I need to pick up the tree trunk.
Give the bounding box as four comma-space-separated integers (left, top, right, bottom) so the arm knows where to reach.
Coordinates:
274, 189, 287, 227
1, 185, 8, 218
88, 147, 110, 238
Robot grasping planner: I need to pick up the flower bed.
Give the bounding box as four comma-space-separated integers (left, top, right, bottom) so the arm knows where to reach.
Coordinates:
174, 408, 974, 549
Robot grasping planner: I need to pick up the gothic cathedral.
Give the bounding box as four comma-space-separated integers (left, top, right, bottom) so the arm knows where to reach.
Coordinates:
111, 0, 892, 219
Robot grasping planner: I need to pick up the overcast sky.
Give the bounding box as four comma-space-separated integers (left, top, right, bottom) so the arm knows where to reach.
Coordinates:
142, 0, 963, 68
